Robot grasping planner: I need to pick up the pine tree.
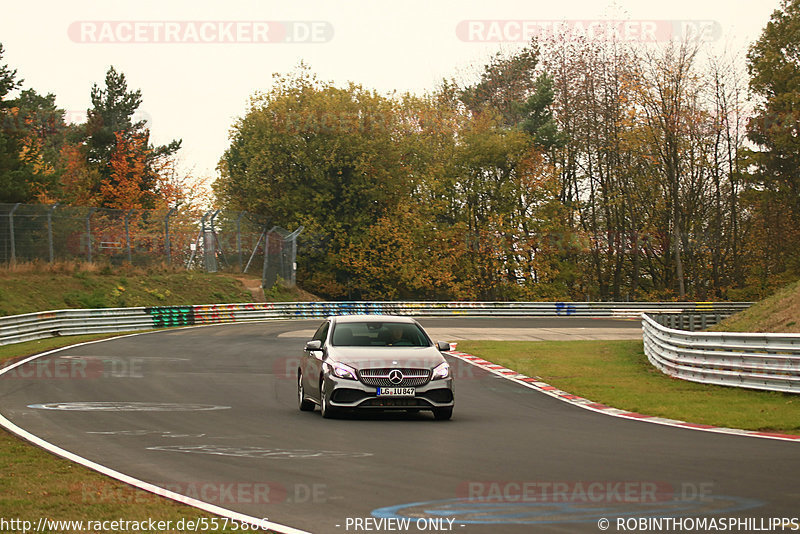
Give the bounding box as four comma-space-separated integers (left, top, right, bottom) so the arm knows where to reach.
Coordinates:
79, 66, 181, 208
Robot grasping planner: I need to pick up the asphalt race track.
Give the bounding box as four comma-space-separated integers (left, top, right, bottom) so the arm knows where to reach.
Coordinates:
1, 318, 799, 534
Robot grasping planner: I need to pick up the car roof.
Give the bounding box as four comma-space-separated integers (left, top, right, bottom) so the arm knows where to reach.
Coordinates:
329, 314, 416, 324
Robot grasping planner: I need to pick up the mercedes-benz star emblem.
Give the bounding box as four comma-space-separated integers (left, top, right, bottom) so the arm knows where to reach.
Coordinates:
388, 369, 404, 385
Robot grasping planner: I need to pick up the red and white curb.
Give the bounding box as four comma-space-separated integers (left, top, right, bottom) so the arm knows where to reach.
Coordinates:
447, 350, 800, 444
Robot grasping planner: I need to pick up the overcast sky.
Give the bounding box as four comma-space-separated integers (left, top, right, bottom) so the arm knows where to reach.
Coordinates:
0, 0, 782, 187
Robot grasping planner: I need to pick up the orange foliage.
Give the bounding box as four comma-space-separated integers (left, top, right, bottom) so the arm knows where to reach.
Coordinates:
100, 132, 152, 210
57, 143, 101, 205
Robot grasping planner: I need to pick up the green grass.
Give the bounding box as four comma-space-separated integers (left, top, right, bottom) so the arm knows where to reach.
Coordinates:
713, 278, 800, 333
457, 339, 800, 434
0, 335, 277, 533
0, 270, 255, 317
0, 334, 127, 363
0, 430, 273, 533
0, 264, 320, 318
263, 282, 306, 302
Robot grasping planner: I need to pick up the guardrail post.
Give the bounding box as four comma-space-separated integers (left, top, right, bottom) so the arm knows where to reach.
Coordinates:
8, 203, 20, 265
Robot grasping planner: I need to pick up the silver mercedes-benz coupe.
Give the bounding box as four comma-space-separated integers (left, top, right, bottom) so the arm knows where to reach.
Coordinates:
298, 315, 455, 420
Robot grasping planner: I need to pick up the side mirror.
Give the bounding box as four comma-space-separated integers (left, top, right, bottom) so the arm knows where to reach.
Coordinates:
305, 340, 323, 352
436, 341, 452, 352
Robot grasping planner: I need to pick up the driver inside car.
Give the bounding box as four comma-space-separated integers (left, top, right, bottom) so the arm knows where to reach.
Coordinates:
382, 324, 407, 346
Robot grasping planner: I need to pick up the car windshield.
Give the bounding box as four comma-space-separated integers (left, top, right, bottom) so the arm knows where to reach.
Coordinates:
331, 322, 430, 347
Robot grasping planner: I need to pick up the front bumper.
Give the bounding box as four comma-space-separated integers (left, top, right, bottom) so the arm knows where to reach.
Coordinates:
323, 374, 454, 411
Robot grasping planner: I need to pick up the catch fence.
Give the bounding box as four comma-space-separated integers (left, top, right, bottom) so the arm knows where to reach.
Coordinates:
0, 203, 302, 288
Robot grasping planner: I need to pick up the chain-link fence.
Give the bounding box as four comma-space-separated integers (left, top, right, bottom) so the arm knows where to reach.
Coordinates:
263, 226, 303, 288
0, 203, 302, 288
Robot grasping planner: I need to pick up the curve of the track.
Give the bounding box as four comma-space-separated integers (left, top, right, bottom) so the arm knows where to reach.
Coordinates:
1, 318, 798, 534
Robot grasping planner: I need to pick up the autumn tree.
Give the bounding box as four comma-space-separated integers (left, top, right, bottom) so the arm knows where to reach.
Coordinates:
65, 66, 182, 208
0, 44, 71, 203
217, 66, 413, 296
216, 10, 793, 301
460, 45, 541, 128
745, 0, 800, 283
14, 89, 68, 202
99, 131, 151, 210
541, 37, 647, 300
0, 43, 27, 202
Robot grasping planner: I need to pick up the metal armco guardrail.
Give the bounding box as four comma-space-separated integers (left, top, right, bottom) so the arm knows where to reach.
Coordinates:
642, 313, 800, 394
0, 301, 750, 347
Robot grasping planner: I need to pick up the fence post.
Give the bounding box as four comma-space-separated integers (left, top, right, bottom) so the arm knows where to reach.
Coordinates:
236, 211, 246, 272
124, 209, 134, 263
284, 226, 304, 286
187, 211, 208, 269
204, 210, 219, 273
165, 207, 176, 265
244, 226, 266, 274
47, 203, 59, 263
290, 231, 297, 286
8, 203, 20, 265
209, 210, 227, 269
262, 226, 278, 289
85, 208, 97, 263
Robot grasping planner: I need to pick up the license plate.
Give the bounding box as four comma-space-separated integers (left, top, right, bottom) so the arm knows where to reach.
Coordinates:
377, 387, 415, 397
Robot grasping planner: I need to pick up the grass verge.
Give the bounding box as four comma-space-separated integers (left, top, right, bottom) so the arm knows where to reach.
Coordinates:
713, 278, 800, 333
0, 334, 277, 534
0, 268, 254, 317
457, 339, 800, 434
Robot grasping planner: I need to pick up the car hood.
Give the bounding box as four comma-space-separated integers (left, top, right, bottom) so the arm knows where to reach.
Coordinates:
326, 346, 446, 370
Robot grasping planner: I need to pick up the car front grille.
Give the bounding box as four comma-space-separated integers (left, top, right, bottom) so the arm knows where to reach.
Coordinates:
358, 368, 431, 387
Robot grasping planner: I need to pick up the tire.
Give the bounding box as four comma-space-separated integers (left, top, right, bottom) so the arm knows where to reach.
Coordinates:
433, 407, 453, 421
320, 379, 338, 419
298, 371, 315, 412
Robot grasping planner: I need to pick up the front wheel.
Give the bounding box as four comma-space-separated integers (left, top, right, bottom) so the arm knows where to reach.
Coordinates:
298, 371, 315, 412
320, 379, 338, 419
433, 407, 453, 421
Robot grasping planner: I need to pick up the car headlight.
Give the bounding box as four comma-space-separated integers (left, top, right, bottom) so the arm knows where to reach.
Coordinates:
432, 362, 450, 380
326, 361, 358, 380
